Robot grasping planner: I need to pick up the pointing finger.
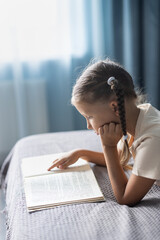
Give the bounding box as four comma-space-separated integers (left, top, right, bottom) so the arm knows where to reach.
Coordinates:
47, 158, 67, 171
47, 163, 57, 171
98, 127, 104, 135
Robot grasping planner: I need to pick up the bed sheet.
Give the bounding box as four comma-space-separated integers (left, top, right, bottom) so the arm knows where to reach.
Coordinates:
0, 130, 160, 240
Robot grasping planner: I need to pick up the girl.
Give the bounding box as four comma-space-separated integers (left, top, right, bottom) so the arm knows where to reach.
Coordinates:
48, 58, 160, 206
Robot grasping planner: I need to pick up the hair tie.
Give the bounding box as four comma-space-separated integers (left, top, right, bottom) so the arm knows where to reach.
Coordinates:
107, 76, 116, 85
123, 135, 128, 141
107, 76, 118, 87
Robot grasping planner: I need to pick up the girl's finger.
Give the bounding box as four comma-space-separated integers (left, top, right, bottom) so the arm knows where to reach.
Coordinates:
115, 123, 121, 133
103, 124, 109, 132
47, 163, 57, 171
98, 127, 104, 135
47, 158, 67, 171
58, 159, 71, 169
109, 122, 116, 132
116, 124, 123, 138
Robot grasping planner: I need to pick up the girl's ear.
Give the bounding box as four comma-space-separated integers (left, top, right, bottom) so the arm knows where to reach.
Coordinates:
110, 101, 119, 116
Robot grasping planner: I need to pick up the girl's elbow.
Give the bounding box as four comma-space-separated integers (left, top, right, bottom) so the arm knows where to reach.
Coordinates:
117, 198, 140, 207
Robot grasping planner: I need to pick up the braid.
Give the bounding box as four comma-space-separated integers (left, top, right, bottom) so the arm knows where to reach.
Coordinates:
113, 87, 127, 138
107, 77, 131, 170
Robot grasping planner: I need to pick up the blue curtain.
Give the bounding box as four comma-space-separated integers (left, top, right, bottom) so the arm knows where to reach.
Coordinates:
0, 0, 160, 161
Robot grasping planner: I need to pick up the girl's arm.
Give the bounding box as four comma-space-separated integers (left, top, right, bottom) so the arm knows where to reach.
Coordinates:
102, 145, 155, 206
47, 149, 106, 171
76, 149, 106, 166
47, 146, 123, 171
99, 123, 155, 206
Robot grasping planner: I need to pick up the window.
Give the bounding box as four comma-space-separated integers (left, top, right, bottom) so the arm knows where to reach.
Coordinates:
0, 0, 86, 62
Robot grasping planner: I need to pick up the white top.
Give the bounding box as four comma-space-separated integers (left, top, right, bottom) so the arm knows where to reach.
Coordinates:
131, 103, 160, 185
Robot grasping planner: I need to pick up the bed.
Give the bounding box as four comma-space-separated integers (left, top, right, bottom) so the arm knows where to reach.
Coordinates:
0, 130, 160, 240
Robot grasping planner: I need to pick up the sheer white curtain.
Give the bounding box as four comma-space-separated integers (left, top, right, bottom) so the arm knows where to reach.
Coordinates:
0, 0, 86, 62
0, 0, 88, 162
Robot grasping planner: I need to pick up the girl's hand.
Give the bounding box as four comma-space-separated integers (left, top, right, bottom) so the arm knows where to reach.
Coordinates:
98, 122, 122, 148
47, 150, 80, 171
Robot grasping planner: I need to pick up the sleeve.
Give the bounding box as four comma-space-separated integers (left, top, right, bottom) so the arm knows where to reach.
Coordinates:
132, 136, 160, 180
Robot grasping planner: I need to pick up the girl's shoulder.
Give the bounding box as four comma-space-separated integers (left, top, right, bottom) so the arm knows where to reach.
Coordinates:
132, 135, 160, 181
135, 103, 160, 139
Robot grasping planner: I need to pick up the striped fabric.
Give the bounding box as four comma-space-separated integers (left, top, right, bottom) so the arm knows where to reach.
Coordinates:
0, 130, 160, 240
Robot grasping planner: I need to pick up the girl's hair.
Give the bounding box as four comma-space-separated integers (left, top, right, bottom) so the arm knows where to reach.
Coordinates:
71, 58, 143, 170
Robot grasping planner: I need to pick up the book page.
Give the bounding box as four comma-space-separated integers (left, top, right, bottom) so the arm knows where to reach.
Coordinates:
24, 166, 105, 209
21, 153, 89, 178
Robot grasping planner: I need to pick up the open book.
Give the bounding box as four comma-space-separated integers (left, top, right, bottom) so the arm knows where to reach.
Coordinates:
21, 153, 105, 212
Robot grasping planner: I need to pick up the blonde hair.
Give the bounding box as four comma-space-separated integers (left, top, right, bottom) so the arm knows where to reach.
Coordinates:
71, 58, 140, 170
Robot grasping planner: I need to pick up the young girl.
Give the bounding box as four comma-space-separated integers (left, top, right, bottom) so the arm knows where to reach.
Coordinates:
48, 58, 160, 206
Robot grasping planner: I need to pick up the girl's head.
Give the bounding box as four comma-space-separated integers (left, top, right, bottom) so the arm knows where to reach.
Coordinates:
72, 58, 136, 104
71, 58, 137, 132
71, 58, 138, 169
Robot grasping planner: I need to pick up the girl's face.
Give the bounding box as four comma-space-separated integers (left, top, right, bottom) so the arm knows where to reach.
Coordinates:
74, 100, 120, 135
